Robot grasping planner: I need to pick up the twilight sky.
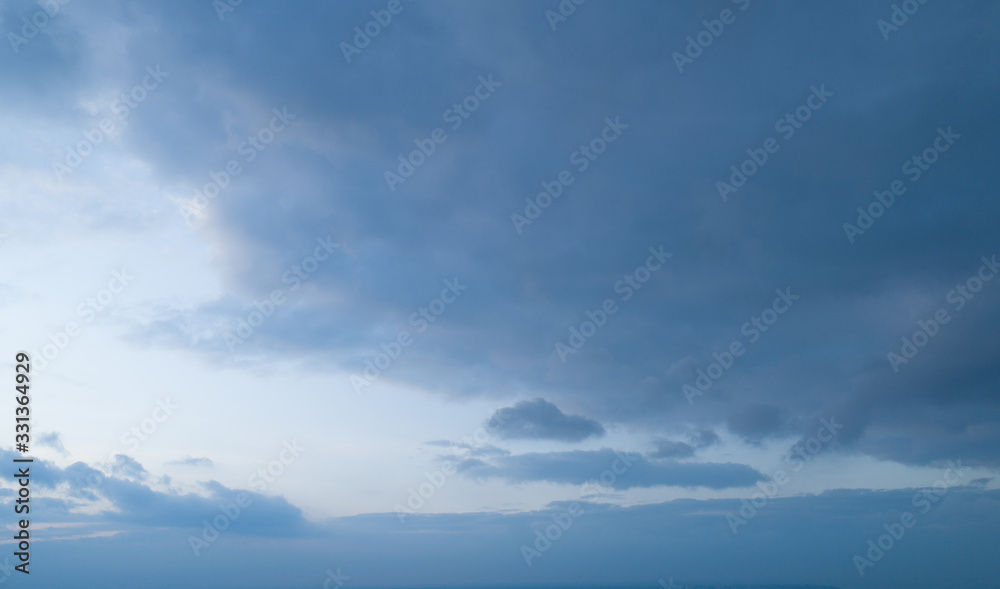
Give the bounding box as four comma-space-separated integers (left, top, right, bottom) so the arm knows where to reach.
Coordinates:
1, 1, 999, 588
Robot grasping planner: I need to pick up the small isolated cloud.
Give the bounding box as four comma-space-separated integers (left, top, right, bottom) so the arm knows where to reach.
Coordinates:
456, 448, 764, 490
488, 398, 605, 442
37, 432, 69, 455
167, 456, 214, 467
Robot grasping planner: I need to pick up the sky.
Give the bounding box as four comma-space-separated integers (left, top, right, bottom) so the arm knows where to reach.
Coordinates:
0, 0, 999, 587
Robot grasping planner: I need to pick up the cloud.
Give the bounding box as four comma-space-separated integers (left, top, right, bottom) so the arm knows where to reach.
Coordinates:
488, 398, 605, 442
3, 0, 999, 586
456, 448, 764, 490
727, 404, 794, 444
650, 440, 695, 459
36, 431, 69, 455
167, 456, 214, 467
690, 429, 721, 449
111, 455, 148, 480
0, 448, 315, 537
20, 482, 1000, 589
58, 0, 997, 470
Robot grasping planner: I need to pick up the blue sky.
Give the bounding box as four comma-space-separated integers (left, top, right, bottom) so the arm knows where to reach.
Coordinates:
1, 0, 999, 587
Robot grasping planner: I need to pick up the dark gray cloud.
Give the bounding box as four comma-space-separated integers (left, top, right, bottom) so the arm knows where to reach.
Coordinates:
727, 404, 794, 444
489, 398, 605, 442
76, 0, 998, 470
650, 440, 695, 459
456, 448, 764, 490
690, 428, 721, 449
